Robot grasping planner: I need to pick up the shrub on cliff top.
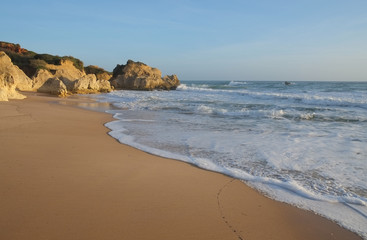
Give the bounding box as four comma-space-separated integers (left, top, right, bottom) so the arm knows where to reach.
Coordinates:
0, 41, 85, 76
34, 54, 84, 72
84, 65, 111, 75
29, 59, 48, 70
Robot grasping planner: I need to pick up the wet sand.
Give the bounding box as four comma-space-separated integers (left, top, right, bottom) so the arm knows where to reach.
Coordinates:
0, 92, 362, 240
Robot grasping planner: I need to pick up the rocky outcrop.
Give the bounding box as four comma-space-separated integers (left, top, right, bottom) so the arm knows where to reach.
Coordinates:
45, 59, 85, 82
30, 60, 84, 96
0, 51, 33, 91
162, 74, 180, 88
0, 51, 31, 101
34, 59, 86, 93
110, 60, 180, 90
71, 74, 98, 93
31, 69, 54, 90
0, 51, 113, 100
1, 42, 180, 101
71, 74, 112, 94
37, 78, 68, 97
31, 60, 112, 96
0, 73, 27, 101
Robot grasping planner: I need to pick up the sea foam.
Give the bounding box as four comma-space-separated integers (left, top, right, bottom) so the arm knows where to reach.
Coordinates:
93, 81, 367, 238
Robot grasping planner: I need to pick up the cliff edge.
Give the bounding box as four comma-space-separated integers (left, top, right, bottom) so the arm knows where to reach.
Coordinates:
0, 41, 180, 101
0, 42, 113, 98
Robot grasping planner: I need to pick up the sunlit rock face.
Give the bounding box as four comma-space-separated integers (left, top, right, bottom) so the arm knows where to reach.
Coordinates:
110, 60, 180, 90
0, 51, 30, 101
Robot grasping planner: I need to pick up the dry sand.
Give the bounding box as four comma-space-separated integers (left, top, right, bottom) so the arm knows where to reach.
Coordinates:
0, 93, 362, 240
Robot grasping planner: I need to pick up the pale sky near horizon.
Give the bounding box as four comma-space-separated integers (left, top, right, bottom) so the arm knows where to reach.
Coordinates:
2, 0, 367, 81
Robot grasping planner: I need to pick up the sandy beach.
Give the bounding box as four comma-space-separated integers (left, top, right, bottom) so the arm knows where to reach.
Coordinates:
0, 93, 362, 240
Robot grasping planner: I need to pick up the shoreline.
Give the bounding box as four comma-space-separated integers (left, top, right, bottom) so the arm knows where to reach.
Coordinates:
0, 92, 362, 240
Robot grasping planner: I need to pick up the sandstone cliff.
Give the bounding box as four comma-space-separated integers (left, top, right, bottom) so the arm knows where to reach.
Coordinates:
31, 60, 112, 95
37, 78, 68, 97
110, 60, 180, 90
0, 41, 113, 99
0, 51, 31, 101
71, 74, 112, 94
1, 42, 180, 101
0, 50, 112, 99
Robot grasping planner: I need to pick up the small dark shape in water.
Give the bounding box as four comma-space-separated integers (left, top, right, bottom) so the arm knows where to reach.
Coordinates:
284, 81, 291, 85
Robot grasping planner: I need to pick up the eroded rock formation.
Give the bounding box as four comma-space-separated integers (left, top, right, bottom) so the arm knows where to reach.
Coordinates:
37, 78, 68, 97
0, 51, 31, 101
31, 60, 112, 94
110, 60, 180, 90
0, 51, 113, 100
1, 42, 180, 101
71, 74, 112, 94
0, 42, 113, 99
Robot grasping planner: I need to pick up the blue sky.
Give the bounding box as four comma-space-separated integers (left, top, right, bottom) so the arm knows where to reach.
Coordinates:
2, 0, 367, 81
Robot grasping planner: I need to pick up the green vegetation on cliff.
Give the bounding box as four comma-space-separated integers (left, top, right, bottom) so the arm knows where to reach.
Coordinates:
84, 65, 112, 75
34, 54, 84, 71
0, 41, 84, 77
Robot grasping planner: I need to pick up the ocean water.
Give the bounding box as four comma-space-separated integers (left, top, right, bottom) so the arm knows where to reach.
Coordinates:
91, 81, 367, 238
